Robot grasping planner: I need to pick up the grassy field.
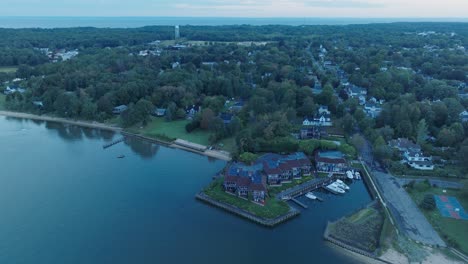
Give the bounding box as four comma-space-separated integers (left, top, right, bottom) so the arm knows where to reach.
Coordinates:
328, 206, 384, 252
0, 66, 18, 73
128, 117, 212, 146
203, 178, 290, 219
407, 181, 468, 254
0, 94, 5, 110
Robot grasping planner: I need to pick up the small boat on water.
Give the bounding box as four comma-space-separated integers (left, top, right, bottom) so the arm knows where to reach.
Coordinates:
305, 192, 317, 200
335, 180, 350, 190
354, 171, 361, 180
117, 155, 125, 159
346, 170, 354, 180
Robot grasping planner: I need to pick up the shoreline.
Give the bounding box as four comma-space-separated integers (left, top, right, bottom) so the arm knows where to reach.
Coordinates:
0, 110, 231, 161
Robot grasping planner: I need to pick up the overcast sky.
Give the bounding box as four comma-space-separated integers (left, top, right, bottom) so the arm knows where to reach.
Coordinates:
1, 0, 467, 18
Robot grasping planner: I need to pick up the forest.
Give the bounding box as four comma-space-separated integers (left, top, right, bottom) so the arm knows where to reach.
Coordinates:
1, 23, 467, 173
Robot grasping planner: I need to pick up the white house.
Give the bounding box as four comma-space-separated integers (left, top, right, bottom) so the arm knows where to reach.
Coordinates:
346, 85, 367, 98
404, 150, 434, 170
460, 110, 468, 122
364, 101, 383, 118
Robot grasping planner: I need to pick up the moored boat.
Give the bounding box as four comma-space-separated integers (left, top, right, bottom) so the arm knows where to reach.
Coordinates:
305, 192, 317, 200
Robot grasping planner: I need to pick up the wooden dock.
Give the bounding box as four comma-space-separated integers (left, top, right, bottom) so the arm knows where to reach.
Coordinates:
291, 198, 308, 209
103, 137, 125, 149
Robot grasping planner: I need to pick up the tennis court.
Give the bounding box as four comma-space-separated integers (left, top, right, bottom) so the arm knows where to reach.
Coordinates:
435, 195, 468, 220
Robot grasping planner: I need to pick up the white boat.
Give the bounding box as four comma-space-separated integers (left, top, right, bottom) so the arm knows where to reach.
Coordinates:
346, 170, 354, 180
355, 171, 361, 180
335, 180, 350, 190
305, 192, 317, 200
326, 182, 346, 194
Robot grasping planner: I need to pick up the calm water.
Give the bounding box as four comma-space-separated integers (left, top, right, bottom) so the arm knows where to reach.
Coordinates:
0, 116, 373, 264
1, 16, 467, 28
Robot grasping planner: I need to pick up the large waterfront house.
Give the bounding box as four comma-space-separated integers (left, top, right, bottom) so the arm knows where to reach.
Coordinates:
112, 105, 128, 115
300, 126, 325, 139
315, 151, 347, 174
223, 152, 312, 204
388, 138, 434, 170
224, 162, 267, 205
259, 152, 312, 185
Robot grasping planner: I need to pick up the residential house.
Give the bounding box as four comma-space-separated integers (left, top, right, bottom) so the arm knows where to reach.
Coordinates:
318, 105, 331, 115
153, 108, 167, 117
4, 85, 26, 95
388, 138, 434, 170
315, 151, 347, 174
304, 113, 332, 127
346, 85, 367, 98
460, 110, 468, 122
32, 101, 44, 108
364, 101, 383, 118
112, 105, 128, 115
388, 138, 421, 152
186, 105, 201, 119
358, 95, 366, 105
403, 149, 434, 170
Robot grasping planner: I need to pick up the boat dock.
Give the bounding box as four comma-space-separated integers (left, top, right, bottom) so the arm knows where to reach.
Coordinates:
103, 137, 125, 149
291, 198, 308, 209
276, 177, 336, 200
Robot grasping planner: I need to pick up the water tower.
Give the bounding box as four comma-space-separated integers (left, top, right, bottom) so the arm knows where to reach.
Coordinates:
175, 25, 180, 40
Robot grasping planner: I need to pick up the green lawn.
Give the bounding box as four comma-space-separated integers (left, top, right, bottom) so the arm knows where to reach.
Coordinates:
203, 178, 290, 219
128, 117, 212, 146
217, 136, 237, 153
328, 206, 384, 252
0, 66, 18, 73
0, 94, 5, 110
407, 181, 468, 254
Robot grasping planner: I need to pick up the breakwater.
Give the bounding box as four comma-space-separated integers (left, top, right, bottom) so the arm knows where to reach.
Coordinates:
195, 192, 300, 227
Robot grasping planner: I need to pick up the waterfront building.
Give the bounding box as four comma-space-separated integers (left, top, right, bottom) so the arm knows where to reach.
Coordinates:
314, 151, 347, 174
223, 152, 312, 204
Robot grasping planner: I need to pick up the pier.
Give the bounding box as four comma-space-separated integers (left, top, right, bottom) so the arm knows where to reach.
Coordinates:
291, 198, 308, 209
102, 137, 126, 149
276, 177, 337, 200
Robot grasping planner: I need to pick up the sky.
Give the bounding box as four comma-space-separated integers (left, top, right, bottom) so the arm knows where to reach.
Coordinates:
1, 0, 467, 18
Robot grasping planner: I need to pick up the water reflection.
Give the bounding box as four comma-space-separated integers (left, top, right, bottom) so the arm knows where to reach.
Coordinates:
124, 137, 160, 159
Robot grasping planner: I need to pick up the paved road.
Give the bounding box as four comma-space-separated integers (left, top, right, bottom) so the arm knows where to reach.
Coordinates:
372, 171, 446, 246
358, 134, 446, 247
396, 178, 464, 190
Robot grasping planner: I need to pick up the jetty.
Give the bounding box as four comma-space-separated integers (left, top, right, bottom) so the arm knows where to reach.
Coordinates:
276, 177, 336, 200
103, 137, 125, 149
291, 198, 308, 209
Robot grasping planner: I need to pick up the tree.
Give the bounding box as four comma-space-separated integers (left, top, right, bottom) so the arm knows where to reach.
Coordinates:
420, 194, 436, 211
200, 108, 215, 130
437, 128, 456, 147
239, 152, 258, 164
416, 119, 428, 145
350, 134, 366, 153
